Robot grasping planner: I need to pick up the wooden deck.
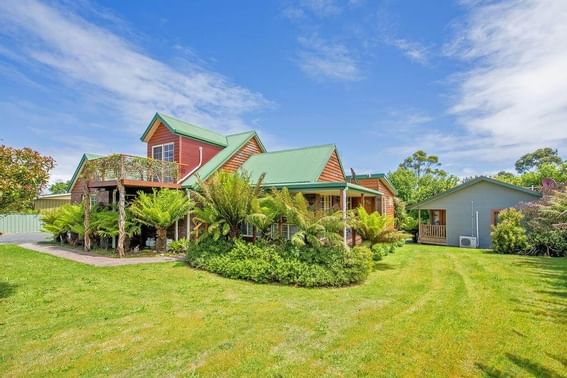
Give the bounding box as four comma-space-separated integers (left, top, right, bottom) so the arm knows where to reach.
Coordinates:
418, 224, 447, 245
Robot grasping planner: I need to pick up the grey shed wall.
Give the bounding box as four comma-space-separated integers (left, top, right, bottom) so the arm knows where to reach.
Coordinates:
418, 181, 539, 248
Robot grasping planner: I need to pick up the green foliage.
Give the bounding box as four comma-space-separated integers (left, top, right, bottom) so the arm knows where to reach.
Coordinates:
491, 208, 528, 254
192, 171, 264, 238
521, 190, 567, 256
169, 238, 190, 254
90, 208, 141, 239
0, 145, 55, 212
387, 152, 459, 208
41, 204, 84, 244
130, 189, 192, 252
48, 181, 70, 194
515, 147, 563, 174
187, 238, 372, 287
350, 207, 406, 246
400, 150, 440, 179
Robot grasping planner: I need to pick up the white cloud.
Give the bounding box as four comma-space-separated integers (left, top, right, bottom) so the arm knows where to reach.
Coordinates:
0, 0, 268, 133
446, 0, 567, 157
387, 38, 429, 65
296, 35, 362, 81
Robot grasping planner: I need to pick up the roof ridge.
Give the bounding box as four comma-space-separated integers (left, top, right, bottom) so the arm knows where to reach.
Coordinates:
254, 143, 335, 156
157, 112, 227, 139
226, 130, 256, 137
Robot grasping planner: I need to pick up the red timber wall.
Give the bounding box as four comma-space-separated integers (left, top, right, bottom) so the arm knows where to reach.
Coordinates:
221, 136, 263, 173
146, 122, 223, 177
318, 150, 346, 182
354, 178, 396, 217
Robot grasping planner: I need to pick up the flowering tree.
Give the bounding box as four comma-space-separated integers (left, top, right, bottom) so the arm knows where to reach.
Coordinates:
0, 145, 54, 212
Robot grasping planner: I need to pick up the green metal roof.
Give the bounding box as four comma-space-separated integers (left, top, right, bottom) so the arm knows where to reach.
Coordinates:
264, 182, 383, 196
346, 172, 398, 195
240, 144, 342, 185
140, 113, 228, 147
66, 153, 105, 192
408, 176, 542, 210
182, 131, 264, 187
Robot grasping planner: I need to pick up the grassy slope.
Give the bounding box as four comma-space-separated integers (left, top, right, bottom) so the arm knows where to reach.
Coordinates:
0, 244, 566, 377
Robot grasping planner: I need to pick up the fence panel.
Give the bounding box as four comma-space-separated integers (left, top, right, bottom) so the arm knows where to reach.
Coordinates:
0, 214, 43, 233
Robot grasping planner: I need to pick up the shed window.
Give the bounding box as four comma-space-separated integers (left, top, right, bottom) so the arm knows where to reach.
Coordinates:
491, 209, 503, 225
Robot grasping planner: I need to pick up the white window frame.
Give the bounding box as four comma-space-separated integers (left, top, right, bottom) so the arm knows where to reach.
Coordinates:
241, 222, 254, 237
152, 142, 174, 162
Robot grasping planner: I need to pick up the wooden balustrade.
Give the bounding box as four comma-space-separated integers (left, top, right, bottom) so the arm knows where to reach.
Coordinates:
418, 224, 447, 245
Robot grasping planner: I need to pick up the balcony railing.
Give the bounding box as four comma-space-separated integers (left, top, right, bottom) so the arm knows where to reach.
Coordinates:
418, 224, 447, 245
86, 154, 188, 185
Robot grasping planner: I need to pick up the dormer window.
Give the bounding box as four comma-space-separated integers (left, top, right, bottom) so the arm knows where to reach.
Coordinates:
152, 143, 174, 162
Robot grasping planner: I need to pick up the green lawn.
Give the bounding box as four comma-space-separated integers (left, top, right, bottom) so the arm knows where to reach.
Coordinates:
1, 244, 566, 377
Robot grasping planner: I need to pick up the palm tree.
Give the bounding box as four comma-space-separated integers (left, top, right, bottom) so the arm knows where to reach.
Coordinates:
192, 171, 264, 238
273, 190, 344, 247
130, 189, 192, 252
349, 207, 404, 246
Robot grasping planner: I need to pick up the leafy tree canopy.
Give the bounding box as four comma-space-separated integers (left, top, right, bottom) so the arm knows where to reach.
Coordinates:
49, 181, 70, 194
388, 151, 458, 207
0, 145, 54, 212
515, 147, 562, 174
400, 150, 441, 179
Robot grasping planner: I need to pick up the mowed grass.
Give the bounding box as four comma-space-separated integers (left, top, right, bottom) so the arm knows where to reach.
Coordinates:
1, 244, 566, 377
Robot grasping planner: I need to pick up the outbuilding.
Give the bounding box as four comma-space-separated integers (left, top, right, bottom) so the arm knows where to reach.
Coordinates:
409, 177, 541, 248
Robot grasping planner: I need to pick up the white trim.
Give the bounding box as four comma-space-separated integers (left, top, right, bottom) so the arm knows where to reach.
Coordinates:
152, 142, 175, 162
177, 146, 203, 184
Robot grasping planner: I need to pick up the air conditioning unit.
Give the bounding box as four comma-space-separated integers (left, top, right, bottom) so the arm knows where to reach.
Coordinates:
459, 236, 477, 248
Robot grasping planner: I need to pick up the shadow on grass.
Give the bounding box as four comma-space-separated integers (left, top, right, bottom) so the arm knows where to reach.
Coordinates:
373, 261, 396, 271
510, 257, 567, 324
476, 354, 565, 378
0, 281, 17, 299
506, 353, 564, 378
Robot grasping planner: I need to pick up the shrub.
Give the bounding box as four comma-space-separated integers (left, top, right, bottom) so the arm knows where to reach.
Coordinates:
491, 208, 528, 254
169, 238, 190, 254
186, 238, 372, 287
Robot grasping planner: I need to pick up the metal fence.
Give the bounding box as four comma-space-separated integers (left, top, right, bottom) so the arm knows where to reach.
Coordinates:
0, 214, 43, 233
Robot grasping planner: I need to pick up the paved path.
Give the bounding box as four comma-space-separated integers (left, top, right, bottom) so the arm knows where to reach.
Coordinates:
18, 243, 185, 267
0, 232, 51, 244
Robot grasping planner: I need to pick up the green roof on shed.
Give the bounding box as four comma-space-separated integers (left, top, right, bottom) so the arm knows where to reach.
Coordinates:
141, 113, 228, 147
240, 144, 341, 185
182, 131, 264, 187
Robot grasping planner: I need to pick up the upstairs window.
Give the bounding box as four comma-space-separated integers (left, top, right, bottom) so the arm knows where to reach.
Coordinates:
152, 143, 174, 162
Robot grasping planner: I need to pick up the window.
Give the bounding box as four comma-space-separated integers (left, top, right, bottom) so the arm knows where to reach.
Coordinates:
491, 209, 503, 226
322, 195, 333, 212
240, 222, 254, 237
152, 145, 162, 160
152, 143, 174, 161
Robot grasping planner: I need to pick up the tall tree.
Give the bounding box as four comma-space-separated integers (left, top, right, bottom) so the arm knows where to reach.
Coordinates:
400, 150, 441, 179
515, 147, 562, 173
389, 151, 458, 207
48, 181, 70, 194
0, 145, 54, 212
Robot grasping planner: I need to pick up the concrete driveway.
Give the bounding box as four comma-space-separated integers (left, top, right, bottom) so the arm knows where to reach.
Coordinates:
0, 232, 51, 244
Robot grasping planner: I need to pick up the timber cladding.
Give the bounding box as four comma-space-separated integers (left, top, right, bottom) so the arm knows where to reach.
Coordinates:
147, 122, 223, 177
221, 136, 263, 173
355, 178, 396, 216
318, 151, 346, 182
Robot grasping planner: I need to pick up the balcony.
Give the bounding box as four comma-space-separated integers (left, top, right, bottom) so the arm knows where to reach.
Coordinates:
418, 224, 447, 245
86, 154, 190, 189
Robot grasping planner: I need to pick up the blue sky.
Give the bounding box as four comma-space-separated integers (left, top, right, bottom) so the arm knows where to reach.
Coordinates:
1, 0, 566, 184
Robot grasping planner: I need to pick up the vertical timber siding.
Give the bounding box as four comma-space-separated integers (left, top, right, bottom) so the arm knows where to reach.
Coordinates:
221, 137, 263, 173
318, 151, 345, 182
